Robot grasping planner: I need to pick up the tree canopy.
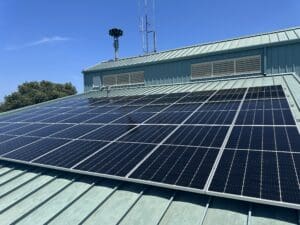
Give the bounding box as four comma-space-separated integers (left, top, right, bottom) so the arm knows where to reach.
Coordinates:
0, 81, 77, 112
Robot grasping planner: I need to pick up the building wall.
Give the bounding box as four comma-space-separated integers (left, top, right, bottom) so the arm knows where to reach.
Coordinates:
83, 43, 300, 92
266, 43, 300, 75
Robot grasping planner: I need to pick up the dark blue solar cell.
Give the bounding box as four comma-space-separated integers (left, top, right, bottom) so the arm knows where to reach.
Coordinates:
287, 127, 300, 152
227, 126, 278, 151
243, 151, 261, 198
114, 106, 140, 113
151, 97, 180, 104
113, 112, 154, 124
186, 110, 236, 125
6, 123, 48, 135
146, 112, 191, 124
130, 145, 219, 189
80, 124, 136, 141
226, 126, 242, 149
189, 148, 219, 189
185, 111, 211, 125
209, 150, 235, 192
75, 142, 155, 176
136, 104, 168, 113
263, 110, 273, 125
0, 136, 39, 155
254, 110, 264, 124
129, 98, 158, 105
26, 124, 73, 137
261, 151, 280, 201
0, 123, 10, 128
165, 125, 229, 147
237, 127, 252, 149
274, 127, 290, 152
0, 123, 29, 134
4, 138, 69, 161
84, 113, 123, 124
66, 107, 92, 114
278, 153, 300, 204
51, 124, 100, 139
224, 150, 248, 195
178, 95, 207, 103
236, 110, 255, 125
209, 89, 245, 102
60, 113, 99, 123
119, 125, 176, 144
250, 126, 263, 150
0, 135, 17, 143
41, 114, 76, 123
165, 104, 199, 112
22, 113, 62, 123
87, 106, 118, 114
282, 110, 296, 125
34, 140, 108, 168
201, 101, 228, 111
48, 107, 73, 114
263, 127, 275, 150
6, 113, 39, 122
275, 98, 289, 109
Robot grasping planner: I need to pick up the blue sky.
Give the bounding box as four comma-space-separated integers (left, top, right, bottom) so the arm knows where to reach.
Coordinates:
0, 0, 299, 102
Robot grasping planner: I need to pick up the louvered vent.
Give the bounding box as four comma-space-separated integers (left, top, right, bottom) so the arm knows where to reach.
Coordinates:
103, 71, 144, 86
191, 55, 261, 79
130, 72, 144, 84
117, 73, 130, 85
191, 63, 212, 78
213, 60, 235, 76
236, 55, 261, 74
103, 75, 116, 86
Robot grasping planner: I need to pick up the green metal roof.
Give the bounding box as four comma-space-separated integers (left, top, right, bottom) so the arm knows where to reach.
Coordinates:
84, 27, 300, 72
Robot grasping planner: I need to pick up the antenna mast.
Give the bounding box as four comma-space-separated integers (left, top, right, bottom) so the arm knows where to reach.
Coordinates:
139, 0, 157, 54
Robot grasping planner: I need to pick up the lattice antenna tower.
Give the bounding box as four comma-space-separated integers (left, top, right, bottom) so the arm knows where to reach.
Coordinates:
139, 0, 157, 54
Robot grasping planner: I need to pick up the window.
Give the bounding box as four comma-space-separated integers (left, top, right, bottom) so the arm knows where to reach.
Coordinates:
191, 55, 261, 79
103, 71, 144, 86
92, 76, 101, 88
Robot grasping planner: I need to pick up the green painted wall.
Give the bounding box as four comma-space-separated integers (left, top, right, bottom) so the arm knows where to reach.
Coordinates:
266, 43, 300, 75
83, 43, 300, 92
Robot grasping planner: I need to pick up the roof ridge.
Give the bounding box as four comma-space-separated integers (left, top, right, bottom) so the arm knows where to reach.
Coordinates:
103, 26, 300, 63
84, 26, 300, 71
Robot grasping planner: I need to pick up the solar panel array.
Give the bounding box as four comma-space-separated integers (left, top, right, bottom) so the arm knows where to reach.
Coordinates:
0, 85, 299, 208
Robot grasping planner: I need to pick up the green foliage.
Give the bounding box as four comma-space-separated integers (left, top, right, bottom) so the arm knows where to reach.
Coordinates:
0, 81, 77, 112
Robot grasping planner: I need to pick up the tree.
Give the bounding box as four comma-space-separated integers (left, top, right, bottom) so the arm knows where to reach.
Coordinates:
0, 81, 77, 112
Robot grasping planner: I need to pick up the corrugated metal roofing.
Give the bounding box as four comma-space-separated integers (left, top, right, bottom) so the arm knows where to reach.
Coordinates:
0, 162, 298, 225
84, 27, 300, 72
0, 73, 300, 224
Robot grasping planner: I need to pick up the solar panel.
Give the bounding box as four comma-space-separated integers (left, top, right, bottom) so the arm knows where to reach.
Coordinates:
0, 84, 300, 209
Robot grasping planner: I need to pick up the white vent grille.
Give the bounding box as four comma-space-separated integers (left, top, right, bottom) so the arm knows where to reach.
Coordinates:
103, 75, 116, 86
191, 55, 261, 79
117, 73, 130, 85
103, 71, 144, 86
130, 72, 144, 84
235, 55, 261, 74
191, 63, 212, 78
213, 60, 235, 76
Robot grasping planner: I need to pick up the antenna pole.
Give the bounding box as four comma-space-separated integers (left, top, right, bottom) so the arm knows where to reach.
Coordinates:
139, 0, 157, 54
145, 15, 149, 53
